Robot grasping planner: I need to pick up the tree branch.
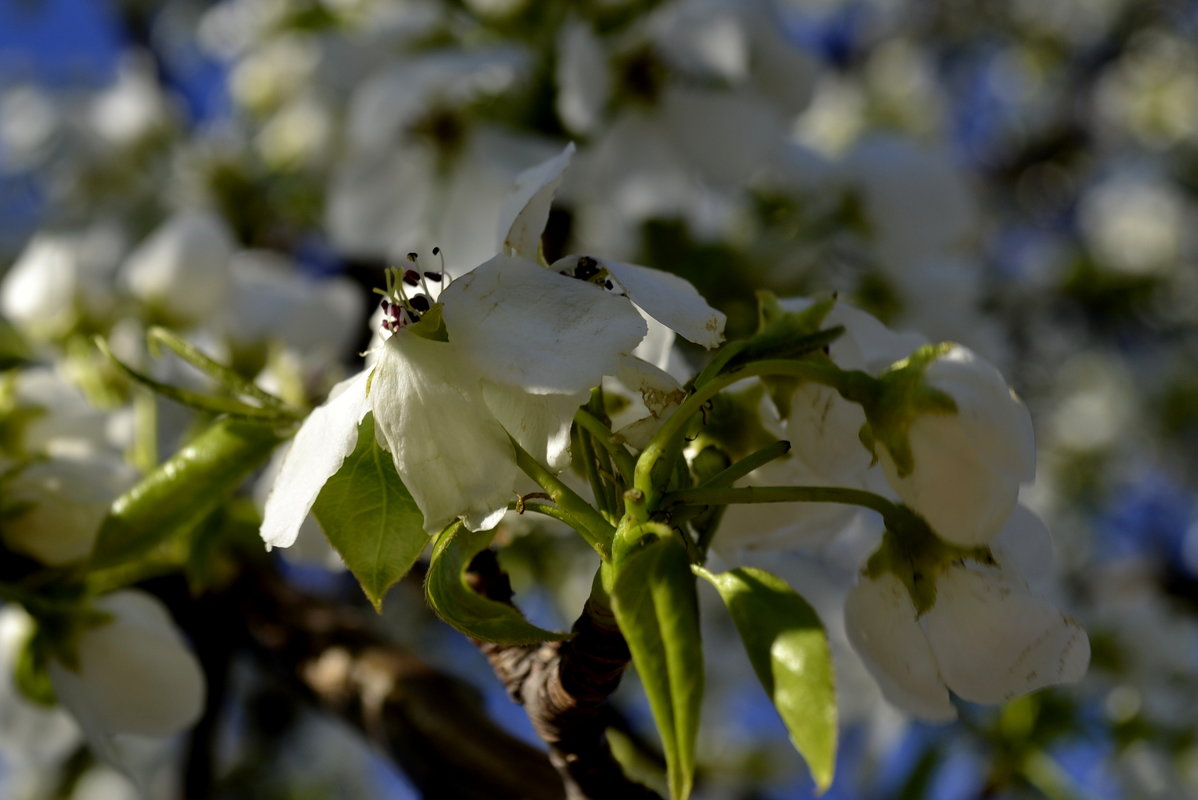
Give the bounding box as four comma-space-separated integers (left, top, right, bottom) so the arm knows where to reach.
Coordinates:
467, 549, 662, 800
231, 564, 565, 800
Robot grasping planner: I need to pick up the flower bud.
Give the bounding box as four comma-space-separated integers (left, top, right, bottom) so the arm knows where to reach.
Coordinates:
875, 344, 1035, 547
48, 590, 205, 737
2, 454, 138, 566
121, 211, 234, 327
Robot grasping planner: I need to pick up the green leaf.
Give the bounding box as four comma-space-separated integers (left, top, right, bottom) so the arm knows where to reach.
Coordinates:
697, 566, 837, 793
612, 526, 703, 800
425, 522, 570, 645
95, 337, 293, 423
146, 326, 291, 412
312, 414, 427, 612
90, 418, 285, 569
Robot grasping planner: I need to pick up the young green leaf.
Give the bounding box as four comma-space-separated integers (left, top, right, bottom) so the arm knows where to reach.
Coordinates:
425, 522, 570, 644
312, 414, 427, 612
612, 526, 703, 800
95, 337, 294, 422
90, 418, 285, 569
697, 566, 837, 793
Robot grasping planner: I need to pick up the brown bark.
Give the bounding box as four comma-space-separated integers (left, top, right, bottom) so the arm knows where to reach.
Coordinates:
467, 549, 662, 800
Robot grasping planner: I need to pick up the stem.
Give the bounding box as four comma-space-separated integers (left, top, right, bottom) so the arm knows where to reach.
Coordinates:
572, 421, 616, 523
573, 408, 635, 486
696, 441, 791, 490
664, 485, 902, 523
511, 437, 615, 560
634, 360, 877, 510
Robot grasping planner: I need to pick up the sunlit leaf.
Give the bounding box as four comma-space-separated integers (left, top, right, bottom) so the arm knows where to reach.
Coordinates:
313, 414, 427, 612
697, 566, 837, 792
612, 525, 702, 800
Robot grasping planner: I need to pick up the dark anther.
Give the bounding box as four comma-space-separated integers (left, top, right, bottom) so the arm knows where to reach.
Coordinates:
604, 280, 614, 290
423, 271, 443, 282
574, 256, 600, 281
406, 252, 419, 262
410, 294, 431, 312
403, 269, 421, 286
406, 310, 422, 323
432, 246, 441, 255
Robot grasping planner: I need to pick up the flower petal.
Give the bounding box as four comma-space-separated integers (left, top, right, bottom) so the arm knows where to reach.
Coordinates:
482, 380, 583, 471
923, 565, 1090, 705
498, 142, 575, 259
595, 257, 726, 348
844, 574, 957, 722
260, 370, 370, 549
370, 333, 520, 532
441, 254, 647, 394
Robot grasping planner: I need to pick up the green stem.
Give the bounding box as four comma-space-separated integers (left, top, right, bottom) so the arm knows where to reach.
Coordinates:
573, 407, 636, 485
634, 359, 878, 511
510, 436, 615, 560
663, 485, 901, 523
572, 422, 614, 521
696, 440, 791, 490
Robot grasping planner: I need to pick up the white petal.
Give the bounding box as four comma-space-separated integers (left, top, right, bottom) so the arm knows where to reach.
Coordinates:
260, 370, 370, 549
614, 353, 685, 418
923, 565, 1090, 705
924, 346, 1036, 482
441, 254, 647, 394
482, 380, 583, 472
594, 257, 726, 348
988, 505, 1055, 588
785, 383, 873, 482
370, 334, 521, 532
844, 574, 957, 722
498, 142, 575, 259
880, 413, 1021, 547
49, 591, 204, 738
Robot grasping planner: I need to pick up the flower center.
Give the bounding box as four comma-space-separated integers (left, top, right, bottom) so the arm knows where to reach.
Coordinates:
556, 255, 616, 292
375, 250, 447, 334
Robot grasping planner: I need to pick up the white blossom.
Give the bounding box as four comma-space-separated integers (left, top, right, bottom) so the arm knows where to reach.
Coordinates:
48, 590, 205, 739
845, 507, 1089, 721
1, 453, 138, 566
876, 344, 1036, 547
261, 146, 725, 545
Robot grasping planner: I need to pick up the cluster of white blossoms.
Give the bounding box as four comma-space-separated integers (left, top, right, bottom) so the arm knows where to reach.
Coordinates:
260, 144, 725, 544
720, 298, 1089, 721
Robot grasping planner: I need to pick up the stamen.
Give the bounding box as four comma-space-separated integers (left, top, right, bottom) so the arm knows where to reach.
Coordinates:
410, 294, 431, 312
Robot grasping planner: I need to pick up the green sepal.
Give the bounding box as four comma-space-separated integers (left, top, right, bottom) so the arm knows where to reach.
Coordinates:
865, 343, 958, 476
312, 413, 427, 612
13, 626, 57, 707
90, 417, 285, 569
0, 316, 33, 370
425, 522, 570, 645
697, 566, 837, 793
611, 523, 702, 800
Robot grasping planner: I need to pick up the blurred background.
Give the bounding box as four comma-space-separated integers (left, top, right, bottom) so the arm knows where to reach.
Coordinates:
1, 0, 1197, 797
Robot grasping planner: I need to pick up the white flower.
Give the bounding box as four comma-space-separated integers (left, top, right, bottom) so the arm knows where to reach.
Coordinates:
875, 344, 1036, 547
780, 297, 926, 482
261, 145, 725, 545
120, 211, 235, 327
48, 590, 205, 738
2, 453, 138, 566
845, 507, 1089, 721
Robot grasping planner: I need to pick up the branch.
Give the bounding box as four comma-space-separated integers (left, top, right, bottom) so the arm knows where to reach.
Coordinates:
231, 564, 565, 800
467, 550, 663, 800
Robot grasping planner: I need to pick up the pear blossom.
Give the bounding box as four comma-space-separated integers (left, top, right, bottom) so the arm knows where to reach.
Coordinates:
120, 211, 235, 328
845, 506, 1089, 721
874, 344, 1036, 547
1, 453, 138, 566
48, 590, 205, 739
261, 145, 725, 546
